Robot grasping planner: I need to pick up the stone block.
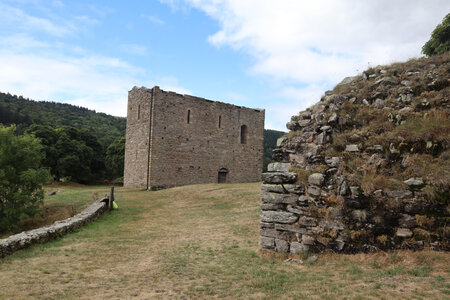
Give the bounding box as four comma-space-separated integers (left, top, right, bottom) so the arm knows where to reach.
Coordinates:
325, 157, 340, 168
260, 228, 290, 240
290, 242, 309, 254
275, 224, 308, 234
404, 178, 425, 189
298, 195, 310, 204
259, 236, 275, 249
308, 173, 325, 186
275, 239, 290, 253
328, 113, 338, 124
262, 172, 297, 184
396, 228, 413, 238
261, 184, 305, 194
260, 203, 284, 211
260, 211, 299, 224
298, 216, 318, 227
345, 144, 359, 152
287, 205, 307, 214
302, 235, 315, 245
386, 190, 413, 199
261, 191, 298, 204
308, 186, 321, 197
260, 222, 274, 229
267, 162, 291, 172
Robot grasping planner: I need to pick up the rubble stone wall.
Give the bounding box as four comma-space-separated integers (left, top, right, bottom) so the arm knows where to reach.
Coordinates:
0, 198, 108, 258
260, 164, 447, 253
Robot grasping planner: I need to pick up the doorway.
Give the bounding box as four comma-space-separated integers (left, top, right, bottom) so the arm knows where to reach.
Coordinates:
218, 168, 228, 183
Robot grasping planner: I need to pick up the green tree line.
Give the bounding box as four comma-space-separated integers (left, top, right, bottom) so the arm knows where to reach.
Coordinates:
0, 92, 126, 146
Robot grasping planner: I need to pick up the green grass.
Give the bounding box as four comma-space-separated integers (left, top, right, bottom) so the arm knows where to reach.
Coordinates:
0, 183, 449, 299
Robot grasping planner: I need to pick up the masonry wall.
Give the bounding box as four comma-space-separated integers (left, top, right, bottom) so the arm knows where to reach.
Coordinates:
124, 86, 265, 189
260, 164, 448, 254
124, 88, 152, 188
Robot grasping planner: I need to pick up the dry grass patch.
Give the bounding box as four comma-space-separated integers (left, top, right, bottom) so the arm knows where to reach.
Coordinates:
0, 183, 449, 299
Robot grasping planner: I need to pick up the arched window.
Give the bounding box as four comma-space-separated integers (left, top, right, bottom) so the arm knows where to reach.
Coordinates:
240, 125, 248, 144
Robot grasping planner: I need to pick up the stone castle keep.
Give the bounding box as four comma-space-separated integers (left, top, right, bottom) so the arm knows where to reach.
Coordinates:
124, 86, 265, 189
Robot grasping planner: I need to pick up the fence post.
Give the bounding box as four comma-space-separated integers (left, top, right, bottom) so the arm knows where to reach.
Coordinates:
109, 186, 114, 211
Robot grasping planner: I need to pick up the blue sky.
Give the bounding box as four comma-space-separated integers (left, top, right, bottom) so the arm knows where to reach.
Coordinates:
0, 0, 448, 130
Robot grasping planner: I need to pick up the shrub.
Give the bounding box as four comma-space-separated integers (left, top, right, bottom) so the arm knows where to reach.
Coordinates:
422, 13, 450, 57
0, 125, 49, 231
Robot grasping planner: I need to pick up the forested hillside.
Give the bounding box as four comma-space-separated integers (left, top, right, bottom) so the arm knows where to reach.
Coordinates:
263, 129, 285, 171
0, 92, 126, 147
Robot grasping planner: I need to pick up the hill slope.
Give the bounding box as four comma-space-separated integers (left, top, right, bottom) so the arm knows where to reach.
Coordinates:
0, 92, 126, 147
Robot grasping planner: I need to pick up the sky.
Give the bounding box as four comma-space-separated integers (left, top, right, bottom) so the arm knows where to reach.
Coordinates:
0, 0, 448, 131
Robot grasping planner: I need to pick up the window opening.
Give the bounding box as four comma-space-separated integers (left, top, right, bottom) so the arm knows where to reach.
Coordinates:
240, 125, 248, 144
219, 115, 222, 128
187, 109, 191, 123
137, 104, 141, 120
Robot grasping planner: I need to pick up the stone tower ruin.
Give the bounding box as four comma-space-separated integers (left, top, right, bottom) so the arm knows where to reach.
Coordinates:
124, 86, 265, 189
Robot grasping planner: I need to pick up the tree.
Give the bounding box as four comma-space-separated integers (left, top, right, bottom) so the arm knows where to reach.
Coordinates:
263, 129, 285, 171
25, 126, 106, 183
25, 125, 59, 177
105, 137, 125, 180
0, 125, 49, 231
422, 13, 450, 56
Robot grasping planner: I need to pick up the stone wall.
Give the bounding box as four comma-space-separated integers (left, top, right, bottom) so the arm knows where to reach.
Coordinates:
124, 86, 265, 189
260, 163, 447, 254
259, 57, 449, 253
0, 198, 108, 258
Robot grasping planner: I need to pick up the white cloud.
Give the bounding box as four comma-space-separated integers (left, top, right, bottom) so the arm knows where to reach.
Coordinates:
0, 49, 140, 117
0, 3, 74, 37
0, 3, 191, 119
163, 0, 450, 130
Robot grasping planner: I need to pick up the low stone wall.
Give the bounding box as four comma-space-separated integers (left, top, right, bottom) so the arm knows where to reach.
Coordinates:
260, 163, 447, 254
0, 197, 109, 258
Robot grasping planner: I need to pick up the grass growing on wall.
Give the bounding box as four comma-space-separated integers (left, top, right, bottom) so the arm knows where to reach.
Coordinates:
0, 183, 449, 299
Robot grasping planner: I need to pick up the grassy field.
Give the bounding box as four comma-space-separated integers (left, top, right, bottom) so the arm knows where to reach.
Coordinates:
0, 183, 448, 299
1, 185, 110, 238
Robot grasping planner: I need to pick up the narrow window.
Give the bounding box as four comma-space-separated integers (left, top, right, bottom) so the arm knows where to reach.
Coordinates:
240, 125, 248, 144
137, 104, 140, 120
187, 109, 191, 124
218, 115, 222, 128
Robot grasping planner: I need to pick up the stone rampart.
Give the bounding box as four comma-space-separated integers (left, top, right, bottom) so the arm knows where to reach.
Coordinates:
260, 162, 447, 254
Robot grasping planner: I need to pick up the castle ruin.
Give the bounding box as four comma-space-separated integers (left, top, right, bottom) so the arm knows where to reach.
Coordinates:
124, 86, 265, 189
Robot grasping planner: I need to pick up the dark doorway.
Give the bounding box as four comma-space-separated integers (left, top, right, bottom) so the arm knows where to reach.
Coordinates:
218, 168, 228, 183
